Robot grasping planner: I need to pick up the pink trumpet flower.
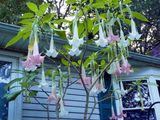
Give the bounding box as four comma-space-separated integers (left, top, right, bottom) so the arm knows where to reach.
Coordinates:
107, 28, 120, 44
114, 60, 122, 76
78, 65, 91, 86
121, 55, 133, 75
109, 106, 118, 120
22, 39, 44, 71
48, 84, 59, 102
117, 112, 127, 118
30, 39, 44, 66
59, 99, 69, 117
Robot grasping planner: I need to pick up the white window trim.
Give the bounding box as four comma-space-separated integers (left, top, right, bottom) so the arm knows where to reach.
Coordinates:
113, 76, 160, 120
0, 51, 23, 120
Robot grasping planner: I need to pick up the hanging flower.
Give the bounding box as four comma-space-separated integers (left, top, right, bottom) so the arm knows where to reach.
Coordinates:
108, 62, 116, 75
95, 24, 108, 47
107, 28, 120, 44
96, 77, 106, 93
30, 39, 45, 66
114, 60, 122, 76
117, 111, 127, 118
78, 65, 91, 86
22, 38, 44, 71
46, 32, 58, 58
128, 19, 141, 40
90, 74, 99, 95
59, 98, 69, 117
68, 14, 84, 56
121, 54, 133, 75
48, 84, 59, 102
119, 29, 129, 48
39, 65, 48, 88
109, 106, 118, 120
119, 81, 128, 96
68, 46, 82, 56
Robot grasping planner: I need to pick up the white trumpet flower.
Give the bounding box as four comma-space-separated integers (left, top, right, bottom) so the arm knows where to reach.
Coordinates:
95, 24, 108, 47
46, 33, 58, 58
119, 29, 129, 48
59, 99, 69, 117
68, 16, 84, 56
128, 19, 142, 40
39, 65, 48, 88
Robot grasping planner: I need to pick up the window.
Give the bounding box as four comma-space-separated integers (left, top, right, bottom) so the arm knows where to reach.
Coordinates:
121, 80, 156, 120
0, 61, 12, 120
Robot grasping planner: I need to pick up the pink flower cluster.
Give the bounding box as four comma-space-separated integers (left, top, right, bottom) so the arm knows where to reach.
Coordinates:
22, 40, 44, 71
108, 55, 133, 76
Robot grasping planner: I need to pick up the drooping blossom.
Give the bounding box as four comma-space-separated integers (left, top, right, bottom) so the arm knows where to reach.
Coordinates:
109, 106, 118, 120
96, 77, 106, 93
108, 59, 122, 76
22, 38, 44, 71
128, 19, 141, 40
108, 61, 116, 75
30, 39, 44, 65
48, 84, 59, 102
38, 65, 48, 88
78, 65, 91, 86
117, 111, 127, 118
119, 29, 129, 48
114, 60, 122, 76
121, 54, 133, 75
119, 81, 128, 96
107, 28, 120, 44
59, 98, 69, 117
46, 32, 58, 58
95, 24, 108, 47
90, 74, 99, 95
68, 13, 84, 56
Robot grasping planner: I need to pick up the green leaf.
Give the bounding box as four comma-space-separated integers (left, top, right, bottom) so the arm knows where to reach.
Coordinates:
42, 13, 54, 23
92, 3, 106, 8
37, 3, 50, 16
66, 0, 76, 4
132, 11, 149, 22
54, 19, 70, 24
4, 90, 24, 101
55, 30, 67, 39
5, 78, 23, 90
6, 33, 22, 48
61, 58, 69, 66
29, 90, 38, 97
26, 2, 38, 13
20, 13, 34, 19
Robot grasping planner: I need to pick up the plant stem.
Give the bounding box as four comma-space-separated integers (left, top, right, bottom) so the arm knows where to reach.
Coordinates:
84, 93, 89, 120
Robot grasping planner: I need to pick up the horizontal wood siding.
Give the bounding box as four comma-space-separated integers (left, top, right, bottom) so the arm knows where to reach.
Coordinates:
22, 76, 100, 120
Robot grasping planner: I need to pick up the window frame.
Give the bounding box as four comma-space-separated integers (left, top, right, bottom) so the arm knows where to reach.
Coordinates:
113, 76, 160, 120
0, 51, 23, 120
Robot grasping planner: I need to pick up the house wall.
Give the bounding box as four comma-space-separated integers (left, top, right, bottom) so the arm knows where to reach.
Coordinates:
0, 50, 100, 120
